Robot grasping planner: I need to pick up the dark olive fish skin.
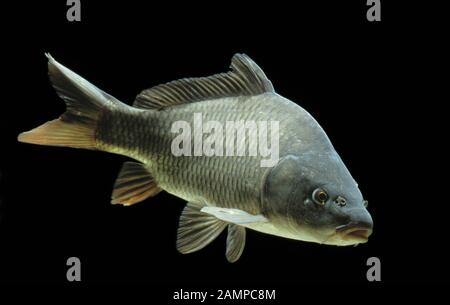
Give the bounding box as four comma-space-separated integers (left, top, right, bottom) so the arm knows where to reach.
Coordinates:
18, 54, 373, 262
96, 93, 331, 215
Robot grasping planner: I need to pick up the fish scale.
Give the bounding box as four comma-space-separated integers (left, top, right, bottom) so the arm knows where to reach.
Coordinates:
18, 54, 372, 262
97, 95, 284, 214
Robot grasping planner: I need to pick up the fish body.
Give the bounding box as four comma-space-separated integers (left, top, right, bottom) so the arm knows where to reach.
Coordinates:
19, 54, 373, 262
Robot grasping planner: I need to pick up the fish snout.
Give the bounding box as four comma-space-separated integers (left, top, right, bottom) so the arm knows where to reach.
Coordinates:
336, 210, 373, 243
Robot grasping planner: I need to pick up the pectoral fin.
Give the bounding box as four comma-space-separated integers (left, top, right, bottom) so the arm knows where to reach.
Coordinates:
176, 202, 228, 254
177, 204, 264, 262
226, 224, 246, 263
200, 207, 268, 224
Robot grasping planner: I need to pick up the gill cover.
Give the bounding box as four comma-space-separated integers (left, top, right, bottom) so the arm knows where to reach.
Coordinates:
262, 155, 305, 216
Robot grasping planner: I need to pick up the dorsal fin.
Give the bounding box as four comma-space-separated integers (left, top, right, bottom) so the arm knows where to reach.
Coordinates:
133, 53, 274, 110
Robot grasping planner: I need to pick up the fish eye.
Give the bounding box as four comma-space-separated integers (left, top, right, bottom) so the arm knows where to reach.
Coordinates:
312, 188, 328, 205
363, 200, 369, 208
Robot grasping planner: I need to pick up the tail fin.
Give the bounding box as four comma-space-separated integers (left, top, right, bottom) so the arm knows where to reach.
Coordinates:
18, 54, 120, 149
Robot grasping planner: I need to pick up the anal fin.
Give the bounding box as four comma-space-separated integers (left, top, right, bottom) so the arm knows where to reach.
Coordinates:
111, 162, 162, 206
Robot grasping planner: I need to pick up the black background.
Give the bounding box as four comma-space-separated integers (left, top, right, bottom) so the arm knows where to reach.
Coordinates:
0, 0, 446, 300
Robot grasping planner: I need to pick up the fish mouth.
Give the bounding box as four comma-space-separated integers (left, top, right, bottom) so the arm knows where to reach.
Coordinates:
336, 223, 373, 243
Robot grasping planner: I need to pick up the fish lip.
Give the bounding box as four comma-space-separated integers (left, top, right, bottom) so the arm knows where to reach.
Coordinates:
335, 223, 373, 243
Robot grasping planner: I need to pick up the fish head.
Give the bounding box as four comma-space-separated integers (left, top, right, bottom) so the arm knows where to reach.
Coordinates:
262, 153, 373, 246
